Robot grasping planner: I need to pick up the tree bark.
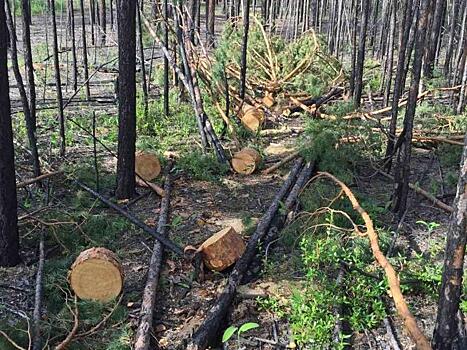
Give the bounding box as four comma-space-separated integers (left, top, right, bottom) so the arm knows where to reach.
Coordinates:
239, 0, 250, 100
68, 0, 78, 91
432, 133, 467, 350
79, 0, 91, 100
99, 0, 106, 45
115, 0, 137, 200
0, 0, 20, 267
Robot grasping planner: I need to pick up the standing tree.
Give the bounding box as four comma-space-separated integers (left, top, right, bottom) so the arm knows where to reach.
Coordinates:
432, 134, 467, 349
21, 0, 36, 130
115, 0, 137, 200
353, 0, 370, 108
0, 0, 20, 267
393, 0, 433, 219
239, 0, 250, 100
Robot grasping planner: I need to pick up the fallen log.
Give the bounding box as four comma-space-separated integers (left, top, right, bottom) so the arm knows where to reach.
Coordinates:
73, 180, 184, 255
134, 164, 173, 350
17, 171, 63, 188
186, 159, 304, 350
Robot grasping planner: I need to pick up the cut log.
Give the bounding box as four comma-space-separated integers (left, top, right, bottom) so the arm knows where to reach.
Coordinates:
199, 227, 246, 272
231, 148, 261, 175
69, 247, 124, 302
241, 105, 265, 132
135, 151, 161, 181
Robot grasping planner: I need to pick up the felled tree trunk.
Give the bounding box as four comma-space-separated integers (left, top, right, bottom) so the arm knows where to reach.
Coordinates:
134, 165, 173, 350
231, 148, 261, 175
432, 134, 467, 350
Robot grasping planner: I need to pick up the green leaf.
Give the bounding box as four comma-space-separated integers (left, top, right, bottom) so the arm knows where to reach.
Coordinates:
222, 326, 238, 343
238, 322, 260, 335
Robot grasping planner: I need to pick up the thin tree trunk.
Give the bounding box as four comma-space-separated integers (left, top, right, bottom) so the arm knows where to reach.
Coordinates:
239, 0, 250, 99
163, 0, 169, 116
99, 0, 106, 45
21, 0, 36, 130
79, 0, 91, 99
137, 1, 148, 118
353, 0, 370, 108
50, 0, 66, 156
393, 0, 433, 219
69, 0, 78, 91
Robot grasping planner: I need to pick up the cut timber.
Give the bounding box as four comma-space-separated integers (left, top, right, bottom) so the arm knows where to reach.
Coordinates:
69, 247, 124, 302
199, 227, 246, 271
135, 151, 161, 181
241, 105, 265, 132
231, 148, 261, 175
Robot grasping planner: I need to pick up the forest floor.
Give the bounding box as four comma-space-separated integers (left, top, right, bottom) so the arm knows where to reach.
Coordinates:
1, 5, 466, 350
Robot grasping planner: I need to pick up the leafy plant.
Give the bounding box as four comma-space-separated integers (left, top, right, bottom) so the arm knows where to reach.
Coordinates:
222, 322, 260, 347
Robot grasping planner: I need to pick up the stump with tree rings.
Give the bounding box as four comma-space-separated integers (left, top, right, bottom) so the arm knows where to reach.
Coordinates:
232, 148, 261, 175
241, 105, 265, 132
69, 247, 124, 302
135, 151, 161, 181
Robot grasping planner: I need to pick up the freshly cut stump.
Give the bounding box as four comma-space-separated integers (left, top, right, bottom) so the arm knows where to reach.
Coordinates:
241, 105, 265, 132
69, 247, 124, 302
199, 227, 246, 272
135, 151, 161, 181
232, 148, 261, 175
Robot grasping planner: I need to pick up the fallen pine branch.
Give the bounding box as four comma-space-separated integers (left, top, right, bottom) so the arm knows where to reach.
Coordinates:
262, 151, 300, 175
134, 164, 173, 350
314, 172, 432, 350
186, 159, 304, 349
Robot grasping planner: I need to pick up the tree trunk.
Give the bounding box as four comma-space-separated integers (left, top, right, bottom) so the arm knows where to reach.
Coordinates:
353, 0, 370, 108
100, 0, 106, 45
163, 0, 169, 116
79, 0, 91, 100
21, 0, 36, 130
115, 0, 137, 200
206, 0, 215, 47
393, 0, 434, 219
50, 0, 66, 156
0, 0, 20, 267
68, 0, 78, 91
432, 133, 467, 350
239, 0, 250, 99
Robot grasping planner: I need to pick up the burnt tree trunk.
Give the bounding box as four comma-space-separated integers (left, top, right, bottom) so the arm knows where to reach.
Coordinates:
115, 0, 137, 200
432, 134, 467, 350
0, 0, 20, 267
50, 0, 66, 156
239, 0, 250, 99
353, 0, 370, 108
393, 0, 433, 219
79, 0, 91, 99
68, 0, 78, 91
21, 0, 36, 130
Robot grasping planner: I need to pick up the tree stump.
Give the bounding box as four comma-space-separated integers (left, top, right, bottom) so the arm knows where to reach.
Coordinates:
69, 247, 124, 302
199, 227, 246, 272
231, 148, 261, 175
241, 105, 265, 132
135, 151, 161, 181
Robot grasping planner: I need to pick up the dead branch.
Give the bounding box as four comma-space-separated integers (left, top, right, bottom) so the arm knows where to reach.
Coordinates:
314, 172, 432, 350
262, 151, 300, 175
17, 171, 63, 188
187, 159, 304, 349
134, 164, 173, 350
32, 231, 45, 350
55, 295, 79, 350
0, 330, 26, 350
